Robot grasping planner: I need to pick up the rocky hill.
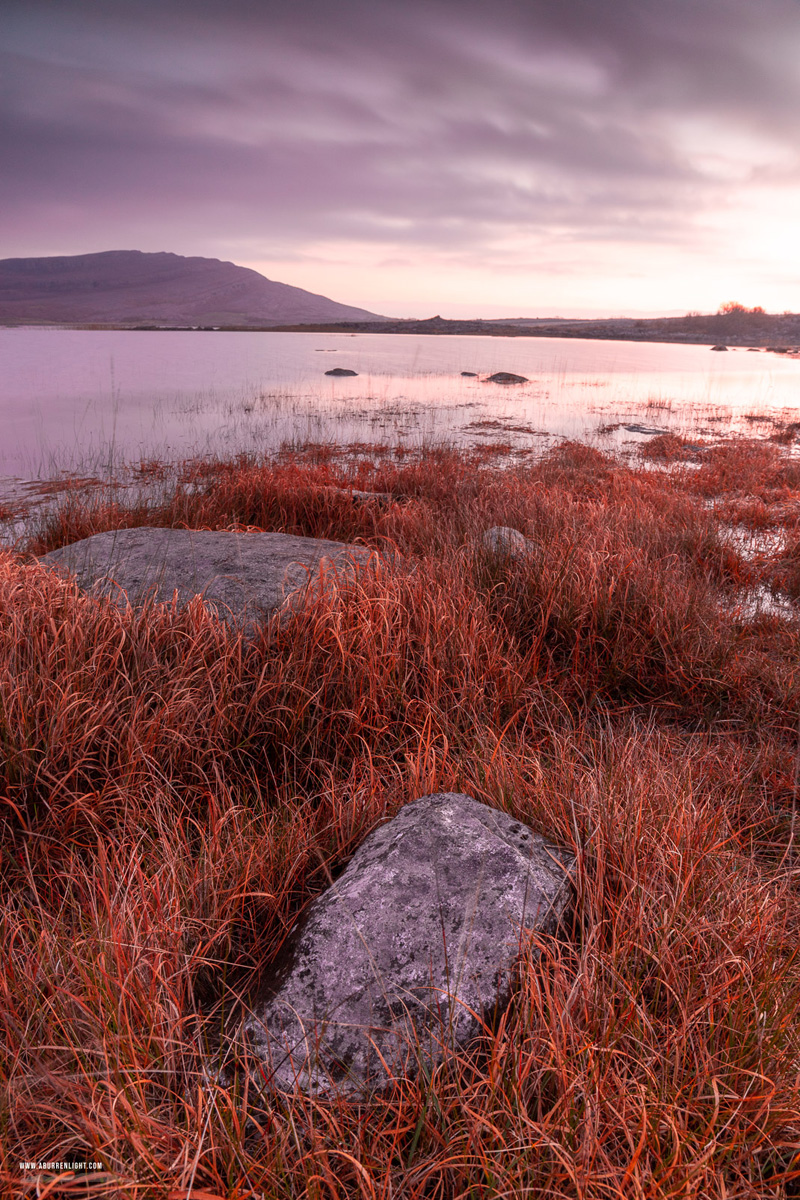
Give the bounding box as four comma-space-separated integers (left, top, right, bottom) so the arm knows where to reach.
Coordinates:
0, 250, 384, 326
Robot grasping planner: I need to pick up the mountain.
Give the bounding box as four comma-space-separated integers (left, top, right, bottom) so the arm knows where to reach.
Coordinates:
0, 250, 384, 326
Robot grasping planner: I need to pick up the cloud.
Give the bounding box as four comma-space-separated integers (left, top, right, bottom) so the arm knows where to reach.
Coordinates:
1, 0, 799, 311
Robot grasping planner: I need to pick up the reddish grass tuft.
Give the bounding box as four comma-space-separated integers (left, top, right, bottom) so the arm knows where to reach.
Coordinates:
640, 432, 703, 462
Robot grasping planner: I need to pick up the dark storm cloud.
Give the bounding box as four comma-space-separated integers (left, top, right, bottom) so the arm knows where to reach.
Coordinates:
2, 0, 799, 261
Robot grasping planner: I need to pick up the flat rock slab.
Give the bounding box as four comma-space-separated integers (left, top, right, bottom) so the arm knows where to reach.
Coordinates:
243, 792, 575, 1099
39, 527, 373, 627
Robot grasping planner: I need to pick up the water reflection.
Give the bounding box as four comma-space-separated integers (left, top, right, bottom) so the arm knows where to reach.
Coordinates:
2, 328, 800, 481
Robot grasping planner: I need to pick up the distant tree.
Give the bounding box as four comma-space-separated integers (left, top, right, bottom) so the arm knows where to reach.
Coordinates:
718, 301, 765, 314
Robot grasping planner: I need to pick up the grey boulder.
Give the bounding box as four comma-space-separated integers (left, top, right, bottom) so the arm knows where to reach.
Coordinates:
38, 527, 373, 627
325, 367, 358, 376
242, 792, 574, 1099
480, 526, 530, 559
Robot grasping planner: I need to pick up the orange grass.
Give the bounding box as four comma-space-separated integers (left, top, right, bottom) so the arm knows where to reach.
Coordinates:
3, 440, 800, 1197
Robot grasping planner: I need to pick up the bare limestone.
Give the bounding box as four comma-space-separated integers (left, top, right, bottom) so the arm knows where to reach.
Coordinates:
242, 792, 575, 1099
38, 527, 374, 627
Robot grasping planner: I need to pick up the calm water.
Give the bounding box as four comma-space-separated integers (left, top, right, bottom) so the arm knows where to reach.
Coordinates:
2, 328, 800, 479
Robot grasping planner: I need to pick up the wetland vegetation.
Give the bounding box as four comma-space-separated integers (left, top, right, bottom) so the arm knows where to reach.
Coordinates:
3, 430, 800, 1196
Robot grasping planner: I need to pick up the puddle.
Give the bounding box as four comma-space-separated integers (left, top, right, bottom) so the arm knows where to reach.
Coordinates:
715, 523, 788, 560
722, 584, 798, 623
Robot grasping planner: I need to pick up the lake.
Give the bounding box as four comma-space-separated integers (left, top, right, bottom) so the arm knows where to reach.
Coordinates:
2, 328, 800, 481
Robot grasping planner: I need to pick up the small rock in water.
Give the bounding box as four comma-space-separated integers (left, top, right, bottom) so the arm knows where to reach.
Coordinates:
623, 424, 670, 436
325, 367, 358, 376
710, 345, 728, 351
460, 371, 478, 376
241, 792, 575, 1099
486, 371, 528, 384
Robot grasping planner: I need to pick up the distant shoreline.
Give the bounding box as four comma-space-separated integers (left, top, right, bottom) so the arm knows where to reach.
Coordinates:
4, 312, 800, 349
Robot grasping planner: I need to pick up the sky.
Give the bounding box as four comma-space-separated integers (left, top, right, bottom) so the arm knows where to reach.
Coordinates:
2, 0, 800, 319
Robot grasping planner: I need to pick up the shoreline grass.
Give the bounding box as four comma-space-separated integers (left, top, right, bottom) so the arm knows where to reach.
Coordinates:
3, 438, 800, 1197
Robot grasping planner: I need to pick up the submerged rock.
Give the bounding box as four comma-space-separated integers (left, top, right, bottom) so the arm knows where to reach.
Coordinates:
486, 371, 528, 384
460, 371, 478, 376
710, 344, 729, 351
325, 367, 358, 376
39, 527, 373, 628
242, 792, 575, 1099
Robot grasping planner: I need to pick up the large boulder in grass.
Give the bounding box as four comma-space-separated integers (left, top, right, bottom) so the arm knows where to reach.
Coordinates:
480, 526, 530, 559
242, 792, 575, 1099
38, 527, 374, 628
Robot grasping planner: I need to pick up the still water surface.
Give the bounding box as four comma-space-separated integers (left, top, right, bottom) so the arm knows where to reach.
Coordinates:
3, 328, 800, 479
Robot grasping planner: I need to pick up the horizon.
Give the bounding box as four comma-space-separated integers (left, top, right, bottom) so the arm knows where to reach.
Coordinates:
2, 0, 799, 320
6, 246, 789, 323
